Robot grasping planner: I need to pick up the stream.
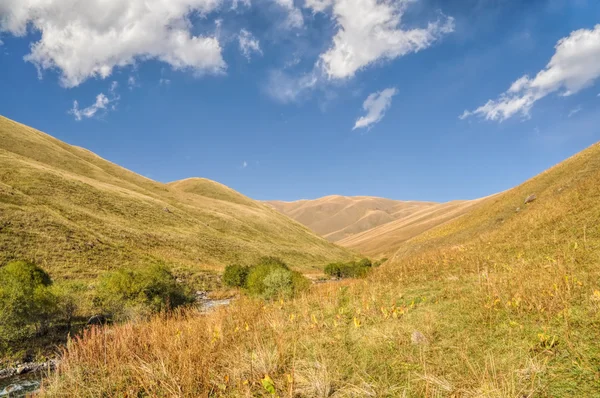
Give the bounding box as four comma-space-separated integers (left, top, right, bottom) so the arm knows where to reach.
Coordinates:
0, 373, 42, 397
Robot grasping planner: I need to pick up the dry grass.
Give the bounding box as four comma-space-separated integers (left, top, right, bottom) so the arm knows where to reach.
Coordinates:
42, 141, 600, 397
0, 115, 355, 285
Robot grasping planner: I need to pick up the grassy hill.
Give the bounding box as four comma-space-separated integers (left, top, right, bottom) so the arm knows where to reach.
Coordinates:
42, 142, 600, 396
267, 195, 484, 259
0, 115, 355, 283
266, 195, 438, 242
338, 198, 485, 258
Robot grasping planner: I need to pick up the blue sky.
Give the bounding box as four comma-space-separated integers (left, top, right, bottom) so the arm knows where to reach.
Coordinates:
1, 0, 599, 202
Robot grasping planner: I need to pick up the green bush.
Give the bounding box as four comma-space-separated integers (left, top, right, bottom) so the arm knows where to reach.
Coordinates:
0, 261, 57, 342
51, 281, 88, 331
226, 257, 309, 299
222, 264, 250, 287
95, 264, 192, 321
324, 259, 373, 279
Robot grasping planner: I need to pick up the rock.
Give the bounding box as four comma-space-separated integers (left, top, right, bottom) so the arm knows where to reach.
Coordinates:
411, 330, 428, 345
524, 194, 537, 204
195, 291, 208, 300
163, 207, 172, 213
87, 314, 108, 326
16, 364, 34, 375
515, 207, 521, 212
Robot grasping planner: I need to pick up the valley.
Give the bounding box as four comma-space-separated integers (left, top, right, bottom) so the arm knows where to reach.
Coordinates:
1, 117, 599, 397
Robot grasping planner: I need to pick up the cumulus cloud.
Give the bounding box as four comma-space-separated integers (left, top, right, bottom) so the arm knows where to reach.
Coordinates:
238, 29, 262, 60
313, 0, 454, 79
353, 87, 397, 130
273, 0, 304, 29
0, 0, 226, 87
461, 24, 600, 122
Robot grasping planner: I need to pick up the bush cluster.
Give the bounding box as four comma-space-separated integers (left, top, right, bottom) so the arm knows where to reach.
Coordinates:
0, 260, 194, 347
324, 258, 373, 279
222, 257, 309, 299
95, 264, 193, 321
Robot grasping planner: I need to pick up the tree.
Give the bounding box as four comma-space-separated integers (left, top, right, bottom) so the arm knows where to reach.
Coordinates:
0, 261, 57, 341
95, 264, 192, 321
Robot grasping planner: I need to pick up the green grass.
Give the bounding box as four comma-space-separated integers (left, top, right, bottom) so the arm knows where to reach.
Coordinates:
0, 115, 356, 286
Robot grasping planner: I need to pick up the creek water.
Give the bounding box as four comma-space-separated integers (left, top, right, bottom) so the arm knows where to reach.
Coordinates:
0, 373, 42, 397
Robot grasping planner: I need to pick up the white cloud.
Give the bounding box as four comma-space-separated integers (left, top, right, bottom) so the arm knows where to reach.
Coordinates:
159, 78, 172, 86
242, 160, 248, 168
69, 81, 119, 120
238, 29, 262, 60
265, 69, 319, 103
314, 0, 454, 79
231, 0, 251, 10
304, 0, 333, 13
70, 94, 110, 121
127, 76, 137, 90
353, 87, 397, 130
273, 0, 304, 29
0, 0, 226, 88
462, 24, 600, 122
568, 105, 582, 118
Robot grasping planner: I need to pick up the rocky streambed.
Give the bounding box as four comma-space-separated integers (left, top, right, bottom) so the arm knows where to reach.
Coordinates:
0, 361, 57, 397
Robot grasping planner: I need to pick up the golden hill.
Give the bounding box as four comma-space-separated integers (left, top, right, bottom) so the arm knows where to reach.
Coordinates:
267, 195, 485, 258
266, 195, 438, 242
0, 116, 355, 281
44, 141, 600, 397
338, 198, 485, 258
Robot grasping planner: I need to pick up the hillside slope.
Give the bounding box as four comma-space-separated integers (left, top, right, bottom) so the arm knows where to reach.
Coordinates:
45, 141, 600, 397
266, 195, 438, 242
0, 116, 355, 280
339, 198, 485, 257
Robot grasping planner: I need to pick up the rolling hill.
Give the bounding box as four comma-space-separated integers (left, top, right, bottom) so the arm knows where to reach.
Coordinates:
338, 198, 486, 258
266, 195, 484, 258
45, 141, 600, 397
266, 196, 438, 242
0, 115, 355, 281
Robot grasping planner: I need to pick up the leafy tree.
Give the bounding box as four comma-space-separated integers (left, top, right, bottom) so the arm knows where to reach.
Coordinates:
52, 281, 88, 331
222, 264, 250, 287
0, 261, 57, 342
95, 264, 192, 321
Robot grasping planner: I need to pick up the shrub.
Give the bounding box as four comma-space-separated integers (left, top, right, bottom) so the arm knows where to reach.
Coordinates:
0, 261, 57, 342
51, 281, 88, 331
324, 259, 373, 279
228, 257, 309, 299
222, 264, 250, 287
95, 264, 192, 321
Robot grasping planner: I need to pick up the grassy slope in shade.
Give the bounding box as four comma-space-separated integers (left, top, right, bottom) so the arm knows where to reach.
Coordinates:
0, 115, 355, 280
42, 143, 600, 396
